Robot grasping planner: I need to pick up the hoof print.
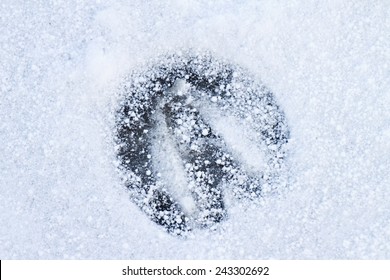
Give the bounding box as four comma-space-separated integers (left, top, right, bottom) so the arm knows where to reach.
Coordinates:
115, 51, 289, 236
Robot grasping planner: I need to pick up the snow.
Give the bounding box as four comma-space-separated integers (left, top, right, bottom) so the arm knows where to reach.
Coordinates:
1, 0, 389, 259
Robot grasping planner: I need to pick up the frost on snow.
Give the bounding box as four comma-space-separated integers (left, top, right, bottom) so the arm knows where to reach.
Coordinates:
115, 51, 289, 235
1, 0, 389, 259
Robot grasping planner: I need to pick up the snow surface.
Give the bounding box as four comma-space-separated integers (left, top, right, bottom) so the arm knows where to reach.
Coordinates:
1, 0, 389, 259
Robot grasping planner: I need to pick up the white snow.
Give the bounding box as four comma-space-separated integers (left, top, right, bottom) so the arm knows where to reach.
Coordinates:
198, 105, 268, 175
150, 107, 196, 215
1, 0, 389, 259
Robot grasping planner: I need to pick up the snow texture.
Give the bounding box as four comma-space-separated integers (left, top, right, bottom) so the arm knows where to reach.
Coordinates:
1, 0, 389, 259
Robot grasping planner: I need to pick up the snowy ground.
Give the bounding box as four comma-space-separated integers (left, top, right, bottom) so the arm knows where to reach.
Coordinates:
1, 0, 389, 259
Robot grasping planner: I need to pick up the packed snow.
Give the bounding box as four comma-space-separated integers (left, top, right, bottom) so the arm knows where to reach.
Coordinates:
0, 0, 389, 259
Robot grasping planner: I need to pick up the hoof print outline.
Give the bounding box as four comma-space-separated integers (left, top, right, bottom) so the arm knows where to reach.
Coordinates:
115, 51, 289, 236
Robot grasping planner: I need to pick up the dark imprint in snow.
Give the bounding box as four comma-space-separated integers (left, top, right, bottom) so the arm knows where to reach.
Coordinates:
115, 51, 289, 236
